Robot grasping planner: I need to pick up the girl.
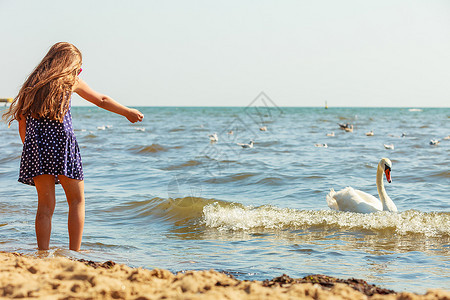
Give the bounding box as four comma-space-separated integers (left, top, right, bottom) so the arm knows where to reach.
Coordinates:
2, 42, 144, 251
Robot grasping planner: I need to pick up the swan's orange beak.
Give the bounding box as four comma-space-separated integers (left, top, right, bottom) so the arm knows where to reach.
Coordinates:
385, 168, 392, 183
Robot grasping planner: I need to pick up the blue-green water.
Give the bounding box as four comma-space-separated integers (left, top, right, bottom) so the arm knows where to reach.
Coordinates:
1, 104, 449, 293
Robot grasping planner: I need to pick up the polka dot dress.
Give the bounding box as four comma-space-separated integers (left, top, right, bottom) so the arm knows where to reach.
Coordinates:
18, 102, 83, 186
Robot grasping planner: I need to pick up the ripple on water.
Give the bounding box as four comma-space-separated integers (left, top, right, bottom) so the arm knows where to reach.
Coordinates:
164, 160, 203, 171
130, 144, 169, 154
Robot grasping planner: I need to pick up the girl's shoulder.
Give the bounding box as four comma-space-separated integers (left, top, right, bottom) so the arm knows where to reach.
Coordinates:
72, 78, 92, 94
72, 77, 81, 92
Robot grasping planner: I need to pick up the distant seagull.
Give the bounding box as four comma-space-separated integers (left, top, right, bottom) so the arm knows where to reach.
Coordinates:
260, 126, 267, 131
227, 130, 233, 135
429, 139, 440, 146
444, 135, 450, 140
134, 127, 145, 132
209, 133, 218, 143
344, 125, 354, 132
314, 143, 328, 148
338, 123, 352, 130
97, 125, 106, 130
384, 144, 395, 150
237, 140, 254, 148
326, 132, 335, 137
389, 133, 407, 138
365, 130, 374, 136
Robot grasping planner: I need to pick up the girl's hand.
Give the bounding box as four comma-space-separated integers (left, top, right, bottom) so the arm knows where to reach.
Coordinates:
127, 108, 144, 123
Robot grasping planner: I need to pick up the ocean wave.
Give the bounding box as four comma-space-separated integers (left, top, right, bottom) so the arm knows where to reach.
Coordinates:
169, 127, 186, 132
107, 197, 234, 226
110, 196, 450, 238
256, 141, 281, 147
255, 177, 283, 185
0, 153, 20, 164
164, 160, 202, 171
202, 204, 450, 237
430, 170, 450, 179
205, 172, 257, 184
83, 133, 97, 139
130, 144, 168, 154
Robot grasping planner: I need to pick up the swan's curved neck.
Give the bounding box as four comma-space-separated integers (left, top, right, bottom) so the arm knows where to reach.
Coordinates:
376, 166, 397, 212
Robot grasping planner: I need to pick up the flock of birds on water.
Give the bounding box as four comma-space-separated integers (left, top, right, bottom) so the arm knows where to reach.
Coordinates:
314, 123, 450, 150
316, 122, 446, 149
207, 129, 262, 148
207, 120, 448, 151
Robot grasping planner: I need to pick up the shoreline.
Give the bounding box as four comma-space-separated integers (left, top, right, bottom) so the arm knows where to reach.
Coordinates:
1, 251, 448, 299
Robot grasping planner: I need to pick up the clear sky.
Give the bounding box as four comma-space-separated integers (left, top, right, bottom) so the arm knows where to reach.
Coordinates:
1, 0, 449, 107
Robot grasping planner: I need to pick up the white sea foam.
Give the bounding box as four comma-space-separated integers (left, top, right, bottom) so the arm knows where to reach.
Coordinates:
202, 203, 450, 237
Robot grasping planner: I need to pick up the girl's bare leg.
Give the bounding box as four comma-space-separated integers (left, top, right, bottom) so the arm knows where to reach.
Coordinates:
59, 175, 85, 251
34, 175, 56, 250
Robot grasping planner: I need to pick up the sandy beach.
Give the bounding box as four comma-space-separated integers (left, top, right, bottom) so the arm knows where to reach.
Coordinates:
0, 251, 448, 299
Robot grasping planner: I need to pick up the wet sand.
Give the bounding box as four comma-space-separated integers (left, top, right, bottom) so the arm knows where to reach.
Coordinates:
0, 251, 448, 299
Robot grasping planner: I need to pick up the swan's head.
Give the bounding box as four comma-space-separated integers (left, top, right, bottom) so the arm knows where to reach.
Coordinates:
379, 158, 392, 183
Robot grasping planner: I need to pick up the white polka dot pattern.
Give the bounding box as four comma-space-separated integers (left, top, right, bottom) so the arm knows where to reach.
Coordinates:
18, 104, 83, 186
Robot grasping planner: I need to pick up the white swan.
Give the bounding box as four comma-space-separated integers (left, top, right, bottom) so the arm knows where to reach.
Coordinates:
326, 158, 397, 213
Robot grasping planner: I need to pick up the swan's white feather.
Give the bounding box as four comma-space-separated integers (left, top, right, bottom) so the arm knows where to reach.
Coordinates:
326, 186, 383, 213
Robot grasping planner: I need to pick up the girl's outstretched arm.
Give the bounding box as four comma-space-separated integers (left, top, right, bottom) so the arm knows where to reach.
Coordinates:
73, 78, 144, 123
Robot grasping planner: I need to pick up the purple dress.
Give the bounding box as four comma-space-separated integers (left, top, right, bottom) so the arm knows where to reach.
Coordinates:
18, 101, 83, 186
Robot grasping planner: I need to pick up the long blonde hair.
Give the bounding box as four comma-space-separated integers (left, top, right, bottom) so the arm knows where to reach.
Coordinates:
2, 42, 82, 126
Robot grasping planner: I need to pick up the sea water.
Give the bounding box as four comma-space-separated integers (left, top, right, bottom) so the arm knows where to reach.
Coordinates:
0, 103, 449, 293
